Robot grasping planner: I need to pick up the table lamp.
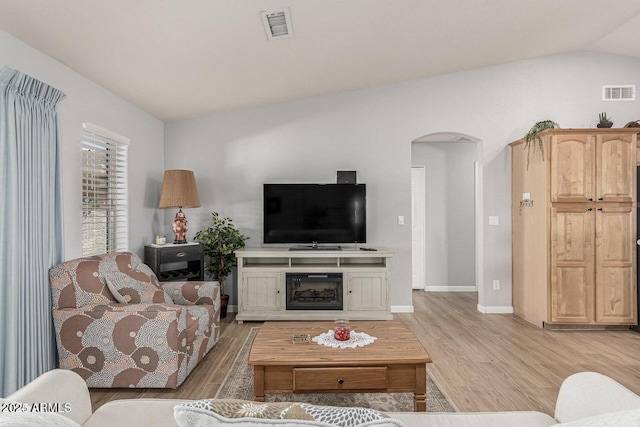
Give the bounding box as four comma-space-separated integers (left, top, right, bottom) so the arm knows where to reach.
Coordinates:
158, 169, 201, 244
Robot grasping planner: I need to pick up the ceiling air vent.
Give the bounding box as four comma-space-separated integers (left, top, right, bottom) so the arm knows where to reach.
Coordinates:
261, 8, 293, 40
602, 85, 635, 101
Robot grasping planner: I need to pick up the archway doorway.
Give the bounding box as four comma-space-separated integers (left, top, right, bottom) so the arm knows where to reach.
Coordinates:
411, 132, 483, 304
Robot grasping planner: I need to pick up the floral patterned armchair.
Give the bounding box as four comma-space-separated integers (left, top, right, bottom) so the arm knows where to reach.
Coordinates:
49, 251, 220, 388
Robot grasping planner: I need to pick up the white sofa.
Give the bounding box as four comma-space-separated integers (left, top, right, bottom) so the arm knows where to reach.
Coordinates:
2, 369, 640, 426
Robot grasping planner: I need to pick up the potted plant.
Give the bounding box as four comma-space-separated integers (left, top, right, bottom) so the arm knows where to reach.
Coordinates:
597, 112, 613, 128
524, 120, 558, 169
194, 212, 248, 318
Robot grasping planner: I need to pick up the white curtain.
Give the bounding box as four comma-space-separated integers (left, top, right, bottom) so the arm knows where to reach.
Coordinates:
0, 67, 66, 396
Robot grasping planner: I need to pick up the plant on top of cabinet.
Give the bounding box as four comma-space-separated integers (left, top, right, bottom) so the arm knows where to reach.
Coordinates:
597, 112, 613, 128
194, 212, 249, 318
524, 120, 558, 169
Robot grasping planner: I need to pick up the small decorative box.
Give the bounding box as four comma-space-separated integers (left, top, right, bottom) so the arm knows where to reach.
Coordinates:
292, 334, 311, 344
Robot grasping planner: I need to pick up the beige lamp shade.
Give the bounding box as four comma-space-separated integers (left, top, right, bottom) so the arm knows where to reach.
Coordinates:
158, 169, 201, 208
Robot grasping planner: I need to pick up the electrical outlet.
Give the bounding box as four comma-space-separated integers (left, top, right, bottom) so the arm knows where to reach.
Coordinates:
489, 216, 499, 226
493, 280, 500, 290
398, 216, 405, 225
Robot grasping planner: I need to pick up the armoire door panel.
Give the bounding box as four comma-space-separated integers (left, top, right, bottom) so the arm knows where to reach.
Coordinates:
552, 208, 593, 263
596, 134, 636, 202
595, 267, 635, 323
550, 134, 594, 203
595, 206, 637, 324
550, 267, 593, 323
597, 208, 634, 263
550, 207, 595, 323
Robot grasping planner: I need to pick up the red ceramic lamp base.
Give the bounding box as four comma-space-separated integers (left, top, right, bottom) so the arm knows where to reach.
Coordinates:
172, 208, 189, 244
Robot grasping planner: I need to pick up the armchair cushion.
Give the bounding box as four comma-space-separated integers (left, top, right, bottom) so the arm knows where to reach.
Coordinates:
104, 253, 171, 304
105, 271, 170, 304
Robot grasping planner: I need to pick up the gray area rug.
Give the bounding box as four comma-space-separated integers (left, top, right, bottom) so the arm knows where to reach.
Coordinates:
215, 327, 456, 413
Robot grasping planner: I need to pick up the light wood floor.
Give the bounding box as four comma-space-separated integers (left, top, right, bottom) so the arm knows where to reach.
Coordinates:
89, 291, 640, 416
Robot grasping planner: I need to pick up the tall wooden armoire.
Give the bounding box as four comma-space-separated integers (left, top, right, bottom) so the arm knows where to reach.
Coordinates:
510, 128, 638, 328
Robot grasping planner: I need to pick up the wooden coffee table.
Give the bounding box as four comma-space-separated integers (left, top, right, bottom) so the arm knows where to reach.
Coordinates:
248, 320, 432, 411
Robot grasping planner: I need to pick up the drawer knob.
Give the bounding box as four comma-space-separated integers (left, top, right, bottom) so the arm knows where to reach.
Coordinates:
176, 252, 187, 257
337, 377, 344, 385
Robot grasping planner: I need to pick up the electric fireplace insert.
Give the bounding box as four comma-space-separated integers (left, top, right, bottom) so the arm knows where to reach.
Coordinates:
286, 273, 343, 310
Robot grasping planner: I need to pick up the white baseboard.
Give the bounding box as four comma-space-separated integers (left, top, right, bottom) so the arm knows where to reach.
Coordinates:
228, 304, 238, 313
424, 286, 477, 292
391, 305, 414, 313
477, 304, 514, 314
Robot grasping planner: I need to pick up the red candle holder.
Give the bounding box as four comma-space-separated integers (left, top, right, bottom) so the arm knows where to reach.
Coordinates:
334, 319, 351, 341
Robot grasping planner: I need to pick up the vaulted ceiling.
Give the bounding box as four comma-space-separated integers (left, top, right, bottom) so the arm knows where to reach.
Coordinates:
2, 0, 640, 121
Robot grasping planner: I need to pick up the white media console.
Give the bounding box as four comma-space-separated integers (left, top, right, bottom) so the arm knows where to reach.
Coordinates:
234, 248, 394, 323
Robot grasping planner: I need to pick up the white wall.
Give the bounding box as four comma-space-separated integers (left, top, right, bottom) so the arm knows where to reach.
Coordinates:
412, 141, 476, 289
0, 29, 165, 259
165, 51, 640, 311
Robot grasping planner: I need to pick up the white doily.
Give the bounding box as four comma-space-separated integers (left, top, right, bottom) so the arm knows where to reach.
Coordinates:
312, 330, 377, 349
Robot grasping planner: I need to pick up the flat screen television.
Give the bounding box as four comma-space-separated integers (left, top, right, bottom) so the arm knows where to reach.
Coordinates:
263, 184, 366, 245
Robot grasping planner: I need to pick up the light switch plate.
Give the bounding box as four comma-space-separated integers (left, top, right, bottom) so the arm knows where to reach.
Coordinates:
523, 192, 531, 200
489, 216, 499, 226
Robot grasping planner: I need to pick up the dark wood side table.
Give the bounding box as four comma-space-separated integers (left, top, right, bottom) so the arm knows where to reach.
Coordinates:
144, 242, 204, 281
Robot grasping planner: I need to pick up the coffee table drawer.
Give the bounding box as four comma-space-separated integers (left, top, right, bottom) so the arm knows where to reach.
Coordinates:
293, 367, 387, 391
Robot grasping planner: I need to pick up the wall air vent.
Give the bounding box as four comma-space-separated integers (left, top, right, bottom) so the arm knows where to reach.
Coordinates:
261, 8, 293, 40
602, 85, 635, 101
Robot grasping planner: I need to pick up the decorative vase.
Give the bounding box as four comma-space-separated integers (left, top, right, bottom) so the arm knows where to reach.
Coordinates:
597, 122, 613, 128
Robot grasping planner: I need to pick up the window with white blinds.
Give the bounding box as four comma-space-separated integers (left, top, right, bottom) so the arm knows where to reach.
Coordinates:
81, 122, 129, 256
